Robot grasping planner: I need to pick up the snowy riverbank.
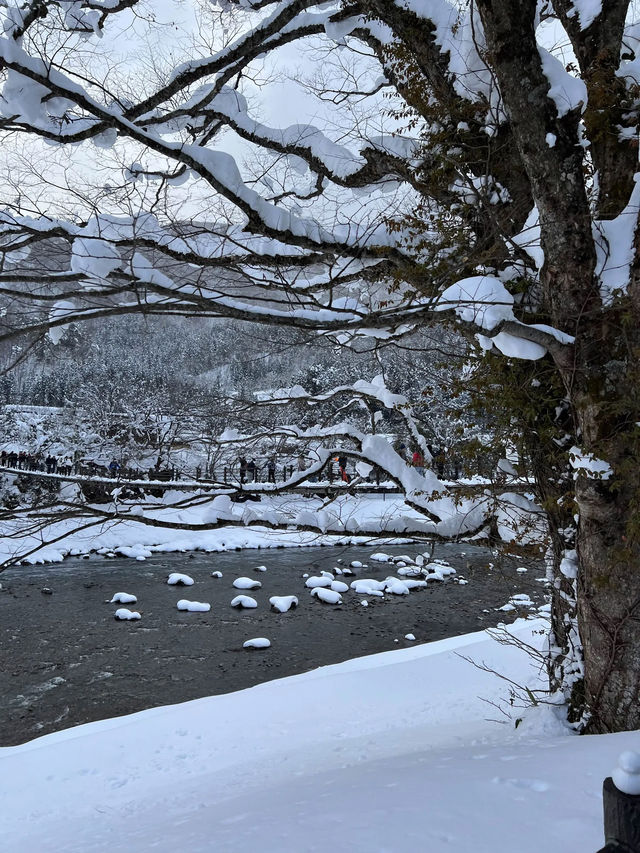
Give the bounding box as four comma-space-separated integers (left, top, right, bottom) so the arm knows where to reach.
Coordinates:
0, 491, 542, 567
1, 617, 628, 852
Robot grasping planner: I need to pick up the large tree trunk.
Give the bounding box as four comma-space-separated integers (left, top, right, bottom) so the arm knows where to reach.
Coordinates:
574, 266, 640, 730
476, 0, 640, 732
577, 467, 640, 732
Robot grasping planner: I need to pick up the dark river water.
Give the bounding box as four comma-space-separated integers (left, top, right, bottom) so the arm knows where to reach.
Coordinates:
0, 542, 546, 746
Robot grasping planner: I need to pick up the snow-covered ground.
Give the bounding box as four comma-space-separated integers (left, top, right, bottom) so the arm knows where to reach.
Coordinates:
0, 493, 421, 565
1, 618, 628, 852
0, 490, 541, 566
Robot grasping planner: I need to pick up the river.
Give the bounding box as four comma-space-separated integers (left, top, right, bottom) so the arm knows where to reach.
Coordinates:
0, 542, 546, 745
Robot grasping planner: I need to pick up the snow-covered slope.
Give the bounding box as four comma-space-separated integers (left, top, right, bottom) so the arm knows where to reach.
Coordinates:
0, 619, 629, 852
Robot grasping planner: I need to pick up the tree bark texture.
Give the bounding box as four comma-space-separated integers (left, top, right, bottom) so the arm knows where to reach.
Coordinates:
474, 0, 640, 731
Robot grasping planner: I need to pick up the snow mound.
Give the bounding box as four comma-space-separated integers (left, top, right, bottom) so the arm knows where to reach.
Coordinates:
350, 579, 385, 596
269, 595, 298, 613
330, 581, 349, 593
508, 594, 535, 608
167, 573, 194, 586
110, 592, 137, 604
233, 577, 262, 590
305, 575, 332, 589
397, 565, 423, 577
404, 579, 427, 590
177, 600, 211, 612
425, 562, 456, 577
311, 587, 342, 605
613, 751, 640, 795
114, 608, 141, 621
231, 595, 258, 609
243, 637, 271, 649
383, 577, 410, 595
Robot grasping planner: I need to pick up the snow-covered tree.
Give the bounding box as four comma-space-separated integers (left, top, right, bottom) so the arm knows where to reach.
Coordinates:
0, 0, 639, 732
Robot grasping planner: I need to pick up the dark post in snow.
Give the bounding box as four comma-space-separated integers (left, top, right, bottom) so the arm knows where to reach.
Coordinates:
596, 753, 640, 853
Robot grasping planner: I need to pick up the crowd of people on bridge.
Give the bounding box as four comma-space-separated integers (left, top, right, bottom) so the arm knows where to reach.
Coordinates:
0, 439, 467, 487
0, 450, 74, 475
237, 455, 288, 484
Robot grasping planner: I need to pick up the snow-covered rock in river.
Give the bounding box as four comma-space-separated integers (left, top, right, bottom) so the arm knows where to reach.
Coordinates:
370, 552, 391, 562
508, 594, 534, 608
110, 592, 137, 604
231, 595, 258, 609
269, 595, 298, 613
330, 581, 349, 593
177, 600, 211, 612
254, 565, 267, 572
405, 633, 416, 641
310, 587, 342, 605
403, 579, 427, 590
243, 637, 271, 649
383, 577, 410, 595
425, 561, 456, 577
167, 573, 194, 586
211, 571, 223, 578
305, 575, 332, 589
349, 560, 364, 568
233, 577, 262, 590
350, 579, 385, 597
114, 608, 141, 621
397, 566, 423, 577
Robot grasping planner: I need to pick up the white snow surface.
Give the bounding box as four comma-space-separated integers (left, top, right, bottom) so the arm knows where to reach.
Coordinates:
613, 751, 640, 795
176, 600, 211, 612
243, 637, 271, 649
167, 573, 194, 586
569, 446, 613, 480
113, 608, 140, 621
230, 595, 258, 609
232, 577, 262, 590
310, 586, 342, 604
110, 592, 137, 604
568, 0, 602, 30
1, 619, 631, 852
269, 595, 298, 612
0, 492, 542, 567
